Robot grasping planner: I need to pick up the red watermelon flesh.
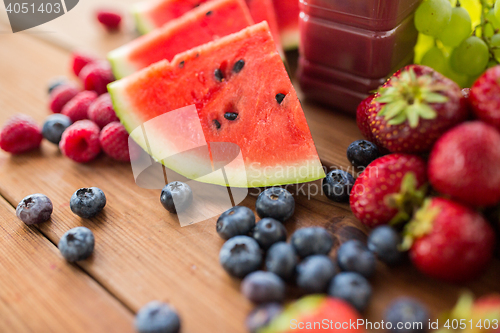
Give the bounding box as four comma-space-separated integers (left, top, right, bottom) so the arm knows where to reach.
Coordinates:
272, 0, 300, 50
108, 22, 324, 187
110, 0, 253, 79
244, 0, 282, 51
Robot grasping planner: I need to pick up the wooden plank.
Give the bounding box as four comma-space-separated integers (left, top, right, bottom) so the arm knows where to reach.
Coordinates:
0, 196, 134, 332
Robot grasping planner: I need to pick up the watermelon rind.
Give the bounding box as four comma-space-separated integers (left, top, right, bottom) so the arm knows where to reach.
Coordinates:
281, 29, 300, 50
132, 2, 156, 35
108, 45, 141, 80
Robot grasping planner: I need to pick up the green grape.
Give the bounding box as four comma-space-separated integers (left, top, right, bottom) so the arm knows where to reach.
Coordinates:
414, 33, 437, 63
438, 7, 472, 47
484, 9, 500, 38
421, 46, 448, 74
490, 34, 500, 62
450, 36, 489, 75
444, 66, 470, 88
495, 0, 500, 21
415, 0, 452, 36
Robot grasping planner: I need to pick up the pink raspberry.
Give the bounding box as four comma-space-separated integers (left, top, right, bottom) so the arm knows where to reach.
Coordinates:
79, 61, 114, 95
96, 9, 122, 31
62, 91, 98, 122
71, 51, 99, 77
0, 114, 43, 154
88, 93, 119, 128
48, 84, 80, 113
60, 120, 101, 163
100, 122, 139, 162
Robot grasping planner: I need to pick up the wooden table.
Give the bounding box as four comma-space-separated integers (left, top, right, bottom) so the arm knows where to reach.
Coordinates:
0, 2, 499, 332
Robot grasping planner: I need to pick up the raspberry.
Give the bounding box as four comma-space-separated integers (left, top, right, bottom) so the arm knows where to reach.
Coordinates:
62, 91, 98, 123
88, 93, 119, 128
60, 120, 101, 163
0, 114, 43, 154
48, 84, 80, 113
71, 51, 98, 76
96, 9, 122, 31
99, 121, 139, 161
79, 61, 114, 95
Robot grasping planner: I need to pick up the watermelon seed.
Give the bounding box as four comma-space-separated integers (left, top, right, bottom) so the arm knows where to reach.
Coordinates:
206, 10, 213, 16
214, 119, 221, 129
178, 61, 185, 68
275, 93, 286, 104
224, 112, 238, 121
232, 60, 245, 73
214, 69, 224, 82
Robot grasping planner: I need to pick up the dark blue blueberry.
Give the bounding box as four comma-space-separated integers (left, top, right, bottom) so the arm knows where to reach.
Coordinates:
58, 227, 95, 262
219, 236, 262, 278
337, 240, 376, 278
246, 303, 283, 333
368, 226, 403, 265
241, 271, 285, 304
296, 254, 337, 293
256, 187, 295, 222
290, 227, 333, 258
346, 140, 380, 168
47, 76, 67, 94
328, 272, 372, 313
322, 169, 355, 202
16, 193, 53, 225
385, 298, 430, 333
42, 114, 72, 145
70, 187, 106, 219
216, 206, 255, 240
135, 301, 181, 333
265, 242, 297, 280
160, 181, 193, 214
252, 218, 287, 250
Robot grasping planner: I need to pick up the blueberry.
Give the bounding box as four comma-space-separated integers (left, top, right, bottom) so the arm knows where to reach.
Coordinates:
216, 206, 255, 240
385, 298, 430, 333
346, 140, 380, 168
16, 193, 53, 225
368, 226, 403, 265
296, 254, 337, 293
265, 242, 297, 280
219, 236, 262, 278
337, 240, 376, 278
58, 227, 95, 262
290, 227, 333, 258
135, 300, 181, 333
322, 169, 355, 202
328, 272, 372, 313
256, 187, 295, 222
47, 76, 67, 94
241, 271, 285, 304
252, 218, 287, 250
42, 114, 72, 145
70, 187, 106, 218
160, 181, 193, 214
246, 303, 283, 333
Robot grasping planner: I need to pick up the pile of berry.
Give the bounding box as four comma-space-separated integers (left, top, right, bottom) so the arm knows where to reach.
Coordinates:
0, 51, 137, 163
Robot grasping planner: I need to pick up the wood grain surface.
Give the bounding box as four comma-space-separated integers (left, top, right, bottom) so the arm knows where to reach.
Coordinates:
0, 3, 499, 333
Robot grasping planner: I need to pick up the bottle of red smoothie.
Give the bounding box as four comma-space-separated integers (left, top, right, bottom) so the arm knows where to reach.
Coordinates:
298, 0, 421, 114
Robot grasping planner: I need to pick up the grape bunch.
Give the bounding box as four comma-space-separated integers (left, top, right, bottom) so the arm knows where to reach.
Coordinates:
414, 0, 500, 87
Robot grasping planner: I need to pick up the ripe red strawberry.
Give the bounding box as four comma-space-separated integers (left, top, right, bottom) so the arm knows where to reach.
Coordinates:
428, 121, 500, 207
96, 9, 122, 32
367, 65, 468, 154
356, 95, 379, 144
48, 84, 80, 113
59, 120, 101, 163
470, 65, 500, 131
71, 51, 98, 77
350, 153, 427, 227
88, 93, 119, 128
61, 91, 98, 122
0, 114, 42, 154
100, 122, 139, 162
79, 61, 114, 95
404, 197, 495, 282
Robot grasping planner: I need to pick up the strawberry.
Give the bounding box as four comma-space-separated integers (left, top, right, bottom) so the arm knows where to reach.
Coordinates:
356, 95, 380, 145
403, 198, 495, 283
350, 154, 427, 227
428, 121, 500, 207
470, 65, 500, 131
367, 65, 468, 154
259, 295, 365, 333
70, 51, 99, 77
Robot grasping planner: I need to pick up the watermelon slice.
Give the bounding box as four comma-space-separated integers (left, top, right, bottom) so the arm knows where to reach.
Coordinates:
272, 0, 300, 50
132, 0, 282, 50
108, 22, 324, 188
109, 0, 253, 79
